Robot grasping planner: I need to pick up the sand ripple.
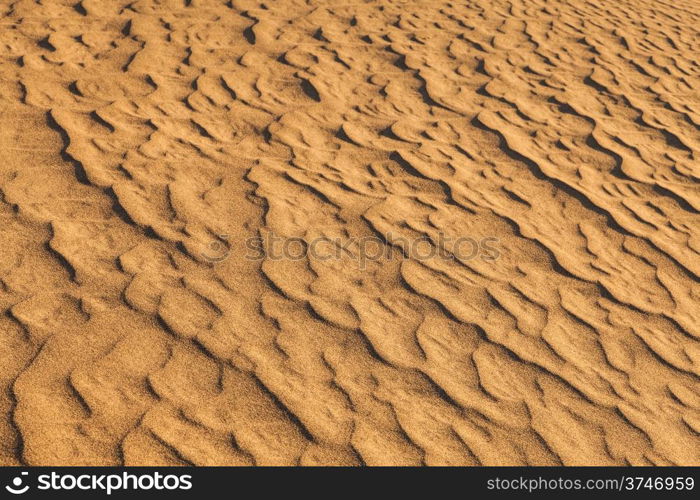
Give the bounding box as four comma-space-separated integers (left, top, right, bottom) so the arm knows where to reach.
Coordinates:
0, 0, 698, 465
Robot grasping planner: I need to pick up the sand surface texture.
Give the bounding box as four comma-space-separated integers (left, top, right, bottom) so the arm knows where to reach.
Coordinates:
0, 0, 698, 466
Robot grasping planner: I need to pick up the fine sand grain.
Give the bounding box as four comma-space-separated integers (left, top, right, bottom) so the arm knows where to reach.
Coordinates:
0, 0, 698, 465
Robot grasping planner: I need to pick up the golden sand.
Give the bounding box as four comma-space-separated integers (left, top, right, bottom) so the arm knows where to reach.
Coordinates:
0, 0, 698, 465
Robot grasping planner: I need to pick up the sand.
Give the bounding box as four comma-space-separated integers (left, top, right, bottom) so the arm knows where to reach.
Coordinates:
0, 0, 698, 466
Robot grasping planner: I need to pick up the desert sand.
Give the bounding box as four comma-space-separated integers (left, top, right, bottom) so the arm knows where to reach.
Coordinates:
0, 0, 698, 466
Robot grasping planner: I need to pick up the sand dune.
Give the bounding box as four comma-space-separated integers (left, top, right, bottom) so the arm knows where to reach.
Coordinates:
0, 0, 698, 465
